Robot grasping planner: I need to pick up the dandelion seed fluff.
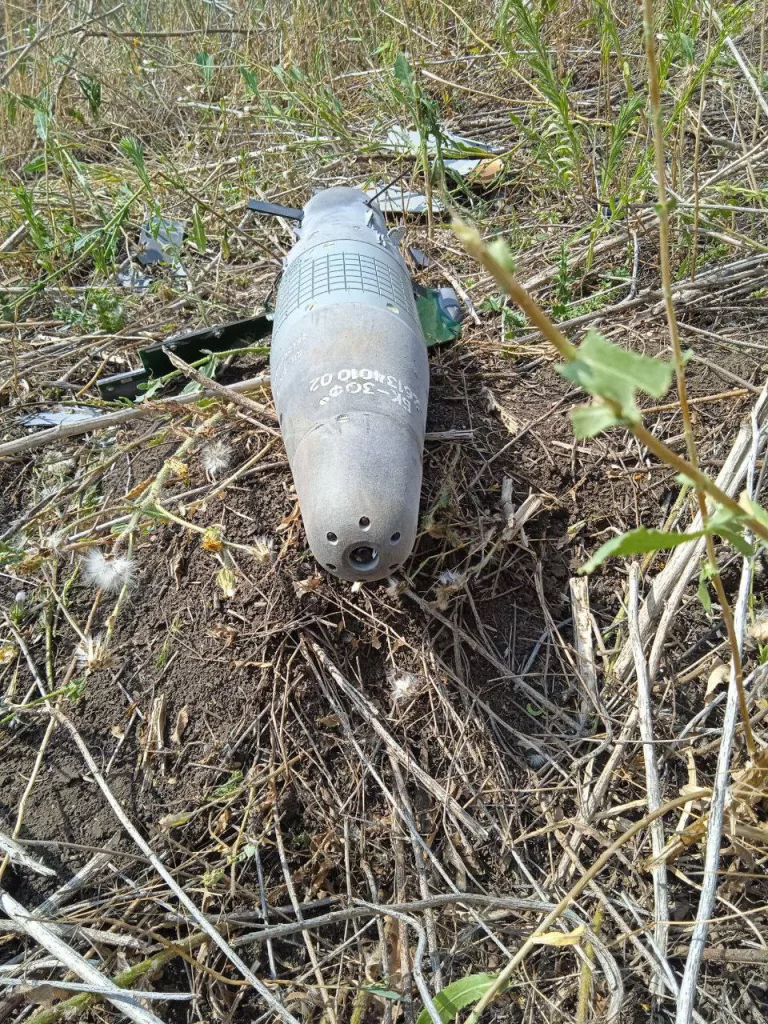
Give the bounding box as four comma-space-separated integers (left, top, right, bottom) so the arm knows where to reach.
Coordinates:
201, 440, 232, 479
388, 668, 421, 702
83, 549, 136, 594
253, 535, 275, 562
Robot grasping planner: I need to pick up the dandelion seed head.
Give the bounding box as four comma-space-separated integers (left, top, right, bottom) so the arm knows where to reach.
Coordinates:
76, 634, 115, 672
41, 530, 67, 555
384, 576, 405, 600
435, 569, 466, 610
201, 440, 232, 479
388, 670, 420, 703
438, 569, 464, 588
749, 611, 768, 643
253, 535, 274, 563
83, 548, 136, 594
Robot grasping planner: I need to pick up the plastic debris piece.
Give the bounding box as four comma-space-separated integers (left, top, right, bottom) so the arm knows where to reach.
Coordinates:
445, 156, 505, 183
137, 216, 186, 266
22, 406, 104, 429
382, 126, 498, 159
415, 286, 464, 346
365, 184, 444, 214
116, 262, 153, 290
444, 158, 483, 176
408, 246, 429, 269
437, 287, 463, 322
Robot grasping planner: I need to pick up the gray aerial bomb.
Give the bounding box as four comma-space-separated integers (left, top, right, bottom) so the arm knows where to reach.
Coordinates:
270, 187, 429, 582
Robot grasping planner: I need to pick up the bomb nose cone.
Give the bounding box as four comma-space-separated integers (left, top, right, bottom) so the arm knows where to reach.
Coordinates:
290, 412, 422, 582
319, 525, 407, 584
321, 523, 405, 584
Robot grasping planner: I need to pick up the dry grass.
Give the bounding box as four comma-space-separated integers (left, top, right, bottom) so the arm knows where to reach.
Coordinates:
1, 1, 768, 1022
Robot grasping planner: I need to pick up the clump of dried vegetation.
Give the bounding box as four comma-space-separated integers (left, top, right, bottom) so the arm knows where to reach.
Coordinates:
2, 0, 768, 1022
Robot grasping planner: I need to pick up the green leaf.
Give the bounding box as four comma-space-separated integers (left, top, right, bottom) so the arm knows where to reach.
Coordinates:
569, 402, 626, 438
190, 203, 207, 253
137, 377, 167, 401
362, 986, 404, 1002
195, 50, 215, 85
22, 152, 46, 174
393, 52, 414, 88
717, 526, 754, 557
119, 136, 150, 190
558, 330, 673, 422
740, 495, 768, 532
239, 67, 259, 96
581, 509, 754, 573
580, 526, 709, 574
33, 108, 48, 141
708, 506, 753, 557
416, 974, 500, 1024
78, 75, 102, 118
697, 568, 712, 613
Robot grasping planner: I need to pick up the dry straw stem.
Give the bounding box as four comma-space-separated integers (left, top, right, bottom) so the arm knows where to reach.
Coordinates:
628, 562, 668, 989
464, 789, 710, 1024
0, 373, 271, 458
453, 215, 762, 1020
162, 347, 279, 431
675, 403, 763, 1024
0, 889, 164, 1024
452, 218, 768, 543
641, 0, 755, 760
28, 893, 621, 1024
26, 933, 208, 1024
0, 825, 56, 878
612, 388, 768, 681
52, 708, 302, 1024
0, 3, 125, 87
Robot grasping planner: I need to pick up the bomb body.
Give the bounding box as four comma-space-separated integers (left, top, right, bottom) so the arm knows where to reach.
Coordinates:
270, 187, 429, 582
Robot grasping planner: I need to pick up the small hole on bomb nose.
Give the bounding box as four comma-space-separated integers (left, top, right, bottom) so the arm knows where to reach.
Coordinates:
326, 563, 336, 570
349, 545, 379, 571
359, 516, 370, 529
390, 532, 401, 543
326, 532, 338, 543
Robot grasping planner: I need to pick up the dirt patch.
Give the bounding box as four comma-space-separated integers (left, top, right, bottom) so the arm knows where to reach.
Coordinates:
0, 325, 755, 884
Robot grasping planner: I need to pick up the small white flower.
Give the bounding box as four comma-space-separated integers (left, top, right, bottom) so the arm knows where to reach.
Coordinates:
201, 440, 231, 479
388, 669, 421, 703
83, 548, 136, 594
14, 591, 27, 604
